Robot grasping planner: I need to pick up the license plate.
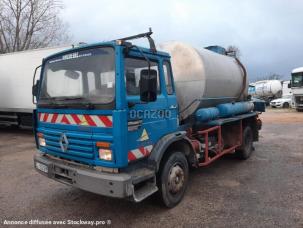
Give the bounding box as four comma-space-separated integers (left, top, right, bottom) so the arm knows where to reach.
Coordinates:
36, 162, 48, 173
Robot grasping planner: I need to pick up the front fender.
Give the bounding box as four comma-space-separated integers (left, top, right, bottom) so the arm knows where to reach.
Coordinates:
148, 131, 195, 171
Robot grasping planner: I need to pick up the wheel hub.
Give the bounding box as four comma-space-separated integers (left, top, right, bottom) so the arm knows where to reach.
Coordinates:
168, 164, 185, 194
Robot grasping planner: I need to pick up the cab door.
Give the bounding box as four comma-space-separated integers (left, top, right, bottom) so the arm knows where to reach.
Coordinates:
162, 59, 178, 128
124, 54, 178, 163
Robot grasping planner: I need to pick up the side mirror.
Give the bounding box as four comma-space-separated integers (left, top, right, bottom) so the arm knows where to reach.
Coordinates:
32, 79, 40, 104
288, 82, 291, 88
139, 69, 157, 102
32, 80, 40, 97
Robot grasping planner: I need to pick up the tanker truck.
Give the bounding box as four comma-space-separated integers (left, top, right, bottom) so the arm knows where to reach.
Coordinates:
0, 46, 71, 127
33, 30, 263, 208
253, 80, 283, 104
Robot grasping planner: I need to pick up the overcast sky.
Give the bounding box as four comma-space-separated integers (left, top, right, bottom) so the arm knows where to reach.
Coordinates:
61, 0, 303, 82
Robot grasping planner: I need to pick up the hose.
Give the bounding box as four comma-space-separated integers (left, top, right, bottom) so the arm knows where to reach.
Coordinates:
235, 58, 247, 101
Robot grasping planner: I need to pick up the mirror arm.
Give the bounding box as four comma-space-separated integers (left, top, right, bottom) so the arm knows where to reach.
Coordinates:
131, 45, 153, 101
131, 45, 151, 72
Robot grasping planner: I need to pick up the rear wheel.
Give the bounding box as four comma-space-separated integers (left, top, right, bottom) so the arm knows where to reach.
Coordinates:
158, 151, 189, 208
235, 126, 254, 160
283, 102, 290, 108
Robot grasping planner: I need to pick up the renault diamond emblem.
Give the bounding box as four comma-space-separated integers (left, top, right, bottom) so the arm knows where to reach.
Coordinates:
59, 133, 69, 152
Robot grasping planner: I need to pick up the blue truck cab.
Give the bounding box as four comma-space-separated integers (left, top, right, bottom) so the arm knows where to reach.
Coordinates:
33, 30, 262, 208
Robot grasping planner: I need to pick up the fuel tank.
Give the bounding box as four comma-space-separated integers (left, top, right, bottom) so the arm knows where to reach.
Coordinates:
159, 42, 248, 120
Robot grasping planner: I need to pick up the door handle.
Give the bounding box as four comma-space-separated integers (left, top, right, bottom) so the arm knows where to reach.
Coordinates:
128, 119, 142, 131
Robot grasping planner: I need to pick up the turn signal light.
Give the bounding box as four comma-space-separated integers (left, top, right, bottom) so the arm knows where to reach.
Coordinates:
96, 141, 111, 148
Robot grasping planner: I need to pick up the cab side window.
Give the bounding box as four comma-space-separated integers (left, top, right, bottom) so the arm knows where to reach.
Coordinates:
163, 61, 173, 95
125, 58, 160, 96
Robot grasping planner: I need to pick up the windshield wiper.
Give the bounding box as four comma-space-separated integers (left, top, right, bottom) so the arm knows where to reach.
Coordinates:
37, 99, 68, 108
78, 102, 96, 110
39, 96, 96, 109
55, 97, 96, 109
52, 96, 85, 101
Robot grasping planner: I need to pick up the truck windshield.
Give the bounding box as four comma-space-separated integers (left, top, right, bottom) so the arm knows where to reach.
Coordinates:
292, 73, 303, 87
39, 47, 115, 107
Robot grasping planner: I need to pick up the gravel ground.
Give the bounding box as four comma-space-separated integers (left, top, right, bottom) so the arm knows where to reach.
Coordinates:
1, 109, 303, 228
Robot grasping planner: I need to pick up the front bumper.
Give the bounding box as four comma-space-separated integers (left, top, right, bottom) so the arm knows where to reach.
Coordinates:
34, 153, 156, 200
270, 103, 282, 108
296, 104, 303, 109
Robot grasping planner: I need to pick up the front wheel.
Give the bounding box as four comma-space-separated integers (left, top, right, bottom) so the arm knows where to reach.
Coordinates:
158, 151, 189, 208
283, 102, 290, 108
235, 126, 254, 160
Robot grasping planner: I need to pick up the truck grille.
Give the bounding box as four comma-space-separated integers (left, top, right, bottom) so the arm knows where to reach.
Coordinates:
42, 129, 94, 159
295, 96, 303, 104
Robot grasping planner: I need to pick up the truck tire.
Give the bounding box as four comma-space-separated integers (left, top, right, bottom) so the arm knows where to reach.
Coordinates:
235, 126, 254, 160
283, 102, 289, 108
158, 151, 189, 208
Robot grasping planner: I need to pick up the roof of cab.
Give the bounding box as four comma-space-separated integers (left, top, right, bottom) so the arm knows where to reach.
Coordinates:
292, 67, 303, 74
44, 40, 170, 61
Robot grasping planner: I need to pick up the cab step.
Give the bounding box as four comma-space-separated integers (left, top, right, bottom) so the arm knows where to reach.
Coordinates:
132, 176, 158, 202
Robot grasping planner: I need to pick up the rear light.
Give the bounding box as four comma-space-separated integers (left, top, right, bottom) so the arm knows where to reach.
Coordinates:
37, 133, 46, 147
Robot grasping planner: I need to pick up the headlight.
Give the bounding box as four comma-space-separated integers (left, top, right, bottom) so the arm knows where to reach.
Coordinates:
39, 138, 46, 147
98, 149, 112, 161
96, 141, 112, 161
37, 133, 46, 147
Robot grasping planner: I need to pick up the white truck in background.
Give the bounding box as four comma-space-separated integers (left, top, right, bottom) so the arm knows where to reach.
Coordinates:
290, 67, 303, 111
0, 46, 71, 127
282, 80, 292, 96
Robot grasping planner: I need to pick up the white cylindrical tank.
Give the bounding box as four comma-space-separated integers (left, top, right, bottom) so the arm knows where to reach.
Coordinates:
254, 80, 282, 98
159, 42, 247, 120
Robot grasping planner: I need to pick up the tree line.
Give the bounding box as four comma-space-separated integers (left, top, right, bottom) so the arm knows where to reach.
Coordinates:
0, 0, 69, 54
